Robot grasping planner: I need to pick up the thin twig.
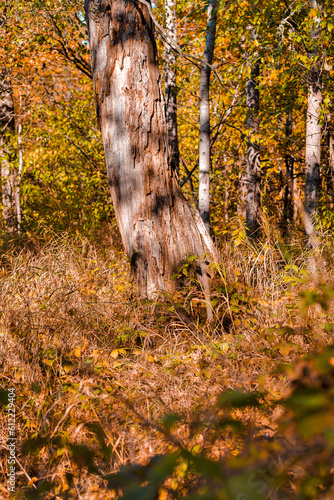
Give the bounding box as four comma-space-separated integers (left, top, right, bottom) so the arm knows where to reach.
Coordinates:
50, 402, 79, 438
64, 134, 100, 169
2, 445, 37, 489
110, 386, 186, 450
136, 0, 225, 90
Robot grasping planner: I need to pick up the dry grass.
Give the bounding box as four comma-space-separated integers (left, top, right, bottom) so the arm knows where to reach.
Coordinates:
1, 224, 334, 498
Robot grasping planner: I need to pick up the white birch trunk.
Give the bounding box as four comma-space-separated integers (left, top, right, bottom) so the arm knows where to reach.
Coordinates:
305, 0, 322, 246
0, 68, 17, 233
16, 117, 23, 232
246, 61, 260, 238
330, 124, 334, 174
198, 0, 217, 234
164, 0, 179, 176
283, 109, 294, 227
329, 117, 334, 201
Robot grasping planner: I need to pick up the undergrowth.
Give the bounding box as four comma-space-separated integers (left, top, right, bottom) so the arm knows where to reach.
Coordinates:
1, 222, 334, 499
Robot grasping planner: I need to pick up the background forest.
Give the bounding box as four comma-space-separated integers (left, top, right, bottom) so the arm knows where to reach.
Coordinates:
1, 0, 334, 498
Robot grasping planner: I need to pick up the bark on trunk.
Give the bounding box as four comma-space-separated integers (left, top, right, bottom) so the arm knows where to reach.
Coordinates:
305, 67, 321, 245
85, 0, 216, 303
164, 0, 179, 177
329, 119, 334, 176
16, 115, 23, 232
283, 109, 294, 228
329, 114, 334, 207
237, 160, 247, 219
246, 61, 260, 238
198, 0, 217, 234
0, 68, 17, 233
305, 0, 322, 247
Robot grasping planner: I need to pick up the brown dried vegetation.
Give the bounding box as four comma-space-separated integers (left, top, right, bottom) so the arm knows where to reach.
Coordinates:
1, 223, 334, 498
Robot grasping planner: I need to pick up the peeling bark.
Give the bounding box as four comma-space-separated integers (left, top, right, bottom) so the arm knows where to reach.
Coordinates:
246, 61, 260, 238
164, 0, 179, 177
198, 0, 217, 234
85, 0, 216, 305
0, 68, 17, 233
237, 161, 247, 220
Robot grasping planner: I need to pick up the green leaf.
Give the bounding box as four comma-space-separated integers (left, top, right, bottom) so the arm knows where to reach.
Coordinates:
85, 421, 112, 461
0, 390, 9, 405
104, 453, 179, 498
181, 448, 222, 479
225, 471, 268, 500
161, 413, 181, 432
69, 444, 100, 474
216, 390, 262, 409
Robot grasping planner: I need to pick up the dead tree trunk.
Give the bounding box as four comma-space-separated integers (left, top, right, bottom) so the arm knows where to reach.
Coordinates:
85, 0, 216, 303
198, 0, 217, 234
164, 0, 179, 177
246, 61, 260, 238
0, 68, 17, 233
305, 0, 322, 247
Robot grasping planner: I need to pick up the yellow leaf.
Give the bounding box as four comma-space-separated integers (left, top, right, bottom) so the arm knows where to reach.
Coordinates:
42, 359, 54, 366
271, 69, 278, 80
274, 343, 298, 356
74, 347, 81, 358
192, 444, 202, 453
201, 368, 212, 378
158, 488, 170, 500
27, 477, 38, 487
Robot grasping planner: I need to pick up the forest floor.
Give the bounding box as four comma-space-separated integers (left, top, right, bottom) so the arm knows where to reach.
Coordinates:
1, 223, 334, 499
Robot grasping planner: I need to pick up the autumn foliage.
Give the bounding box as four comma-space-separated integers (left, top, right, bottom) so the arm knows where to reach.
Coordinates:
1, 0, 334, 499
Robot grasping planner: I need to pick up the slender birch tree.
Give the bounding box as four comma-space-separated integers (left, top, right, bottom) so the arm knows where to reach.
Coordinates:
198, 0, 218, 234
16, 95, 23, 232
164, 0, 179, 177
283, 109, 294, 227
329, 114, 334, 200
84, 0, 216, 304
246, 60, 260, 238
305, 0, 322, 246
0, 68, 17, 233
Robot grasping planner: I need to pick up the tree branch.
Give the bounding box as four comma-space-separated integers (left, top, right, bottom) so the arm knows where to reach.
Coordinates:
43, 5, 92, 78
136, 0, 225, 91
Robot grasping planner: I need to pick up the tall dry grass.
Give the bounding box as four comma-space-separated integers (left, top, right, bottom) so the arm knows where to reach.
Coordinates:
0, 223, 334, 498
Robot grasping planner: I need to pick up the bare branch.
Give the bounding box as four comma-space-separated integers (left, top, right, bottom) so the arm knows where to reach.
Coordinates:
41, 4, 92, 79
136, 0, 225, 90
